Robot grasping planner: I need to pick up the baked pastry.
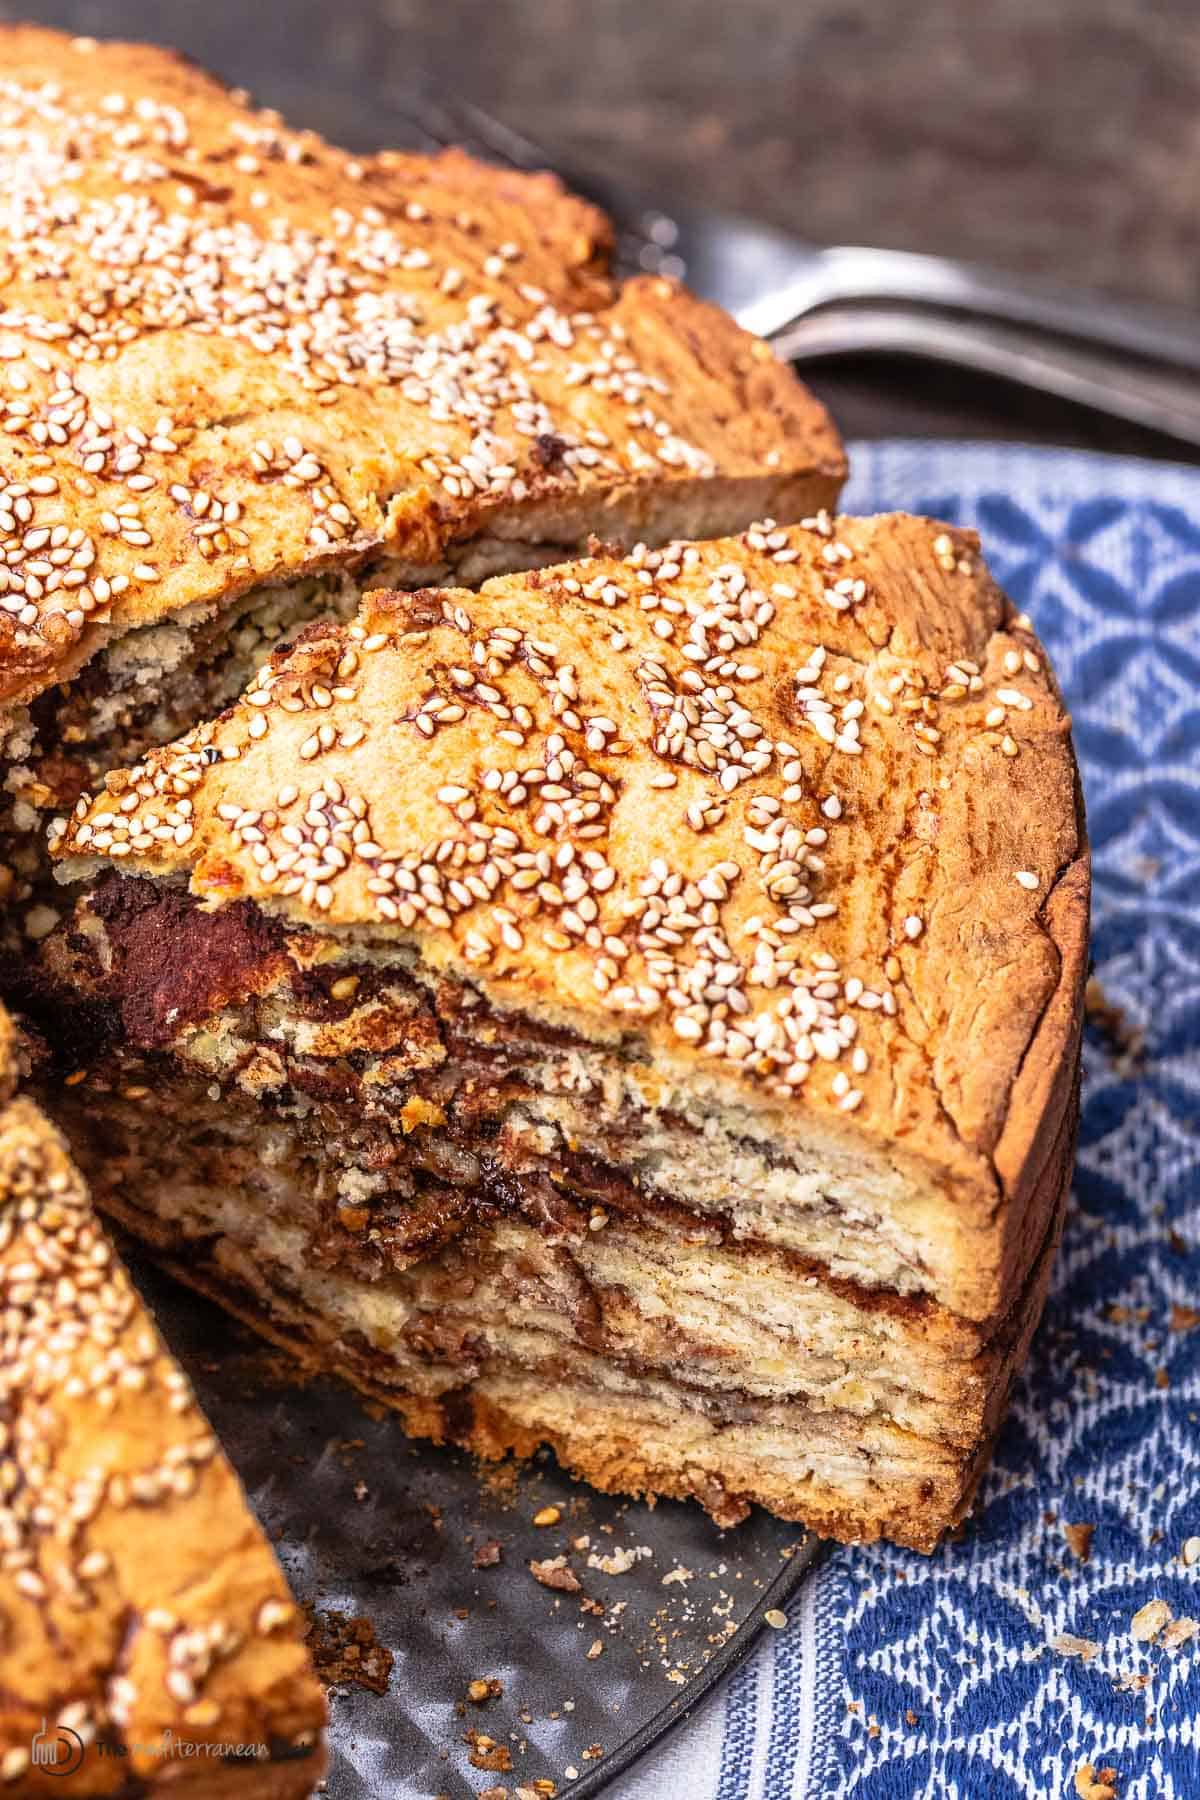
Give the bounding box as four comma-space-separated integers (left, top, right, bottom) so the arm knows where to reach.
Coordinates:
0, 1010, 327, 1794
37, 512, 1089, 1550
0, 24, 843, 923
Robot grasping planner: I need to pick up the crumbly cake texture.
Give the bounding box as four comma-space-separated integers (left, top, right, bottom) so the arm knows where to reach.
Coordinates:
0, 23, 843, 719
0, 1036, 327, 1793
34, 1052, 1076, 1551
38, 515, 1089, 1550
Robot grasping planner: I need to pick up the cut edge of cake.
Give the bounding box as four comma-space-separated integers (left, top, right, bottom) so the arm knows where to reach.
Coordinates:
30, 514, 1089, 1551
0, 1008, 327, 1796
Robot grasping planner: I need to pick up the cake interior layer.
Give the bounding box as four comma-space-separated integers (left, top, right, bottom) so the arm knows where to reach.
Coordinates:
40, 1073, 1005, 1449
25, 869, 1076, 1551
27, 876, 999, 1317
38, 1071, 1069, 1554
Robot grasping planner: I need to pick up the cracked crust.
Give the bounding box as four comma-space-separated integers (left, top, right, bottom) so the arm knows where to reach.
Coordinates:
0, 23, 843, 710
53, 513, 1089, 1320
0, 1044, 326, 1796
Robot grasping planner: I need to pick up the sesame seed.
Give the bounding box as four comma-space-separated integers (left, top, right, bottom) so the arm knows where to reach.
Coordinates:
53, 446, 1060, 1125
0, 1089, 286, 1724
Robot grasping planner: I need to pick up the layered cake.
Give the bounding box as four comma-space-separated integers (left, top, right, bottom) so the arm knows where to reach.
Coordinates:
0, 1009, 326, 1795
34, 513, 1090, 1550
0, 24, 843, 921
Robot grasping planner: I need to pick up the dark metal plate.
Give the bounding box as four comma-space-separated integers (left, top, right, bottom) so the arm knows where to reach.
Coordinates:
127, 1259, 824, 1798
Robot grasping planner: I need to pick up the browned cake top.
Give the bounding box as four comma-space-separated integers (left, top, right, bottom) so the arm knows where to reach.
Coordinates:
0, 24, 841, 708
53, 512, 1087, 1198
0, 1086, 326, 1791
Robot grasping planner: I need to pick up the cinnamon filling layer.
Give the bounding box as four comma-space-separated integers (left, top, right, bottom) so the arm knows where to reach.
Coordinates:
21, 872, 938, 1307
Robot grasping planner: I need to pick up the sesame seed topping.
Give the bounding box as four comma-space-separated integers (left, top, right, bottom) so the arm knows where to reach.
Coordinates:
0, 38, 747, 704
0, 1085, 314, 1750
53, 511, 1067, 1131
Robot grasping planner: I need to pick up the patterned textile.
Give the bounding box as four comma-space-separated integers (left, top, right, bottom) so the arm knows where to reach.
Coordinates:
614, 443, 1200, 1800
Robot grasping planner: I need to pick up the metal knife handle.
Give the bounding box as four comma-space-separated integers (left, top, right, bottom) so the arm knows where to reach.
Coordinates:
743, 243, 1200, 378
770, 305, 1200, 448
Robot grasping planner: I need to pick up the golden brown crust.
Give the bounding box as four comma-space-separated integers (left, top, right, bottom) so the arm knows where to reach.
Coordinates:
987, 847, 1089, 1318
0, 1086, 326, 1795
54, 512, 1089, 1319
0, 23, 843, 708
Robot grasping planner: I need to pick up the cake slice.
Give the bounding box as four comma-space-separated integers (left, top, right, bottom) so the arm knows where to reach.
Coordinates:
0, 1010, 327, 1794
0, 24, 843, 921
37, 513, 1088, 1550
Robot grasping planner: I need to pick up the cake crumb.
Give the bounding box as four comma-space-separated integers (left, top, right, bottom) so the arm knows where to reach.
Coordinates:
1161, 1616, 1200, 1650
1063, 1523, 1094, 1563
530, 1557, 581, 1593
1074, 1766, 1119, 1800
586, 1545, 650, 1577
1051, 1634, 1100, 1661
466, 1731, 512, 1773
305, 1608, 394, 1695
1130, 1599, 1172, 1643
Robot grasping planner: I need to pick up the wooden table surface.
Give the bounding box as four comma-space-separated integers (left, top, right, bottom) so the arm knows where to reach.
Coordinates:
7, 0, 1199, 463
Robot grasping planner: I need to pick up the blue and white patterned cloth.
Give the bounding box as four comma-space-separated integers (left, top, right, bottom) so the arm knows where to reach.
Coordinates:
613, 442, 1200, 1800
